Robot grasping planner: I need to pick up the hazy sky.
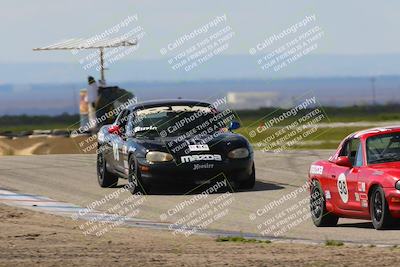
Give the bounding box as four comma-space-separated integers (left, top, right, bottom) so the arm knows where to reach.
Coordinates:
1, 0, 400, 63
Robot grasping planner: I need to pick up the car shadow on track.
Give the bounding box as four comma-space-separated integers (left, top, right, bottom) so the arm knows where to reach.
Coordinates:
247, 181, 285, 192
337, 222, 400, 230
337, 222, 374, 229
126, 180, 285, 196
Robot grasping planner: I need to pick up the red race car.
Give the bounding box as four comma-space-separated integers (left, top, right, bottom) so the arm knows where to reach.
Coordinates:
309, 126, 400, 230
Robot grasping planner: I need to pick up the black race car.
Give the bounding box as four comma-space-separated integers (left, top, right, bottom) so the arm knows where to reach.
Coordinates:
96, 99, 255, 194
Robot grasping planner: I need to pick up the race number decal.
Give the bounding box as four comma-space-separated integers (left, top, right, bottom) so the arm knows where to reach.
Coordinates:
337, 173, 348, 203
310, 165, 323, 175
112, 141, 119, 161
188, 144, 209, 152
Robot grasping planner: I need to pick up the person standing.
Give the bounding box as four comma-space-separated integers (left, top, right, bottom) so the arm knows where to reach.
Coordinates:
87, 76, 98, 130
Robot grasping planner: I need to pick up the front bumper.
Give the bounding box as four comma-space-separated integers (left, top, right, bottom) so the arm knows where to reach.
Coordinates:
384, 188, 400, 218
137, 157, 253, 186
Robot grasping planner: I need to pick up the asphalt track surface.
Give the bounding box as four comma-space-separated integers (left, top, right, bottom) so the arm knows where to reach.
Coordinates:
1, 151, 400, 245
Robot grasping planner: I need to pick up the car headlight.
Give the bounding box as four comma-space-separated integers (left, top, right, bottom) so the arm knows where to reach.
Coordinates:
146, 151, 173, 163
228, 148, 249, 159
396, 181, 400, 190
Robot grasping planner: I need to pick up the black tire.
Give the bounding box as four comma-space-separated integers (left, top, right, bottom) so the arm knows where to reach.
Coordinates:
370, 186, 394, 230
239, 163, 256, 189
128, 155, 148, 194
97, 150, 118, 188
310, 180, 339, 227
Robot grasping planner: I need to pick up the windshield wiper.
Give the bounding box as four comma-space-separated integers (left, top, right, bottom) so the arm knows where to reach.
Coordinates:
134, 128, 160, 137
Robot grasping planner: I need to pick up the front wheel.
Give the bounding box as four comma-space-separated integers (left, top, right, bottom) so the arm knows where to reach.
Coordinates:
310, 180, 339, 227
97, 150, 118, 188
239, 163, 256, 189
128, 155, 148, 194
370, 186, 394, 230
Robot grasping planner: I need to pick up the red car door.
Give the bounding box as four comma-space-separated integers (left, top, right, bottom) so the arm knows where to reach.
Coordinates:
330, 138, 363, 211
347, 140, 365, 211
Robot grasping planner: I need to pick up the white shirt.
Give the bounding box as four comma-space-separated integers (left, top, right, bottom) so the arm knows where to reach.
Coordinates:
87, 82, 98, 103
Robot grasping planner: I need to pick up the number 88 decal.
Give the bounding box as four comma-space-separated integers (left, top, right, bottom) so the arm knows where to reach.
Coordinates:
337, 173, 349, 203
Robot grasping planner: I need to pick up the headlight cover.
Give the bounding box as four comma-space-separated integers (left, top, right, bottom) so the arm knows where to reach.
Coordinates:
146, 151, 173, 163
228, 148, 249, 159
396, 181, 400, 190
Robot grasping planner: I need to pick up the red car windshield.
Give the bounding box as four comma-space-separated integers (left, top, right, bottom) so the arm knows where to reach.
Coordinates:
367, 132, 400, 164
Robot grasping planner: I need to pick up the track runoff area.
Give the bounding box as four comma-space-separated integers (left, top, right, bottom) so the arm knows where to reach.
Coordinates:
2, 153, 400, 246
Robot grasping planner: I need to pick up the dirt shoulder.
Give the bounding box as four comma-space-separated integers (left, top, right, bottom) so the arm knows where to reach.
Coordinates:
1, 204, 400, 266
0, 136, 95, 156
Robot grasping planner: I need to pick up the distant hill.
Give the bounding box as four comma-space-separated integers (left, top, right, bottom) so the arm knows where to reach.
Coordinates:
1, 53, 400, 115
1, 76, 400, 115
1, 54, 400, 84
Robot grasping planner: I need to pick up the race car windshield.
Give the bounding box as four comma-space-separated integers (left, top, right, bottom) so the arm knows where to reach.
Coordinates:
367, 132, 400, 164
134, 105, 223, 137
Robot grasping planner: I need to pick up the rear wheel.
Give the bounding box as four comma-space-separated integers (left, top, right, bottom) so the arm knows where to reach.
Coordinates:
97, 150, 118, 188
370, 186, 394, 230
310, 180, 339, 227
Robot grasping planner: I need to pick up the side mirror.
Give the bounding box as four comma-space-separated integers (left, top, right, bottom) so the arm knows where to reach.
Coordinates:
108, 125, 121, 135
336, 156, 352, 168
228, 121, 241, 131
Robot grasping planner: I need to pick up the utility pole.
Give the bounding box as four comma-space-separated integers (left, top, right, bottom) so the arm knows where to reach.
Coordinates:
99, 48, 105, 81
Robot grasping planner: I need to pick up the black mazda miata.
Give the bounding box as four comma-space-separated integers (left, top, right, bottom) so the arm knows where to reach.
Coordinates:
97, 99, 255, 194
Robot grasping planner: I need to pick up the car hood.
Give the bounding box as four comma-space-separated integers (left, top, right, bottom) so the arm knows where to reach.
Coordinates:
369, 162, 400, 185
370, 161, 400, 171
133, 131, 250, 157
